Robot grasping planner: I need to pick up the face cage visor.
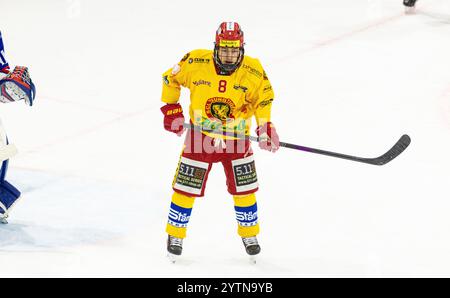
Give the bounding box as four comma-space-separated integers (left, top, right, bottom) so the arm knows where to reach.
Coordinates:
213, 45, 244, 74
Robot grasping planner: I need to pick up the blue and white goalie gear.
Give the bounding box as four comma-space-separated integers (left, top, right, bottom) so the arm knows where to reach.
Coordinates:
0, 66, 36, 106
0, 160, 21, 224
0, 31, 9, 74
0, 181, 21, 224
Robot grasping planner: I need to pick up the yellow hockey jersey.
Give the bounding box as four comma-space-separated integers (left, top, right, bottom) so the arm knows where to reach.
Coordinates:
161, 49, 274, 139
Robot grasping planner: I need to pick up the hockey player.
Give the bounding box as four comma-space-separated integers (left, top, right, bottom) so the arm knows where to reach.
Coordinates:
160, 22, 279, 259
0, 31, 36, 224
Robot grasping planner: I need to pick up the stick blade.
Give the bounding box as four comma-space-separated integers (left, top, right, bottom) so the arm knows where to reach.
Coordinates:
365, 134, 411, 166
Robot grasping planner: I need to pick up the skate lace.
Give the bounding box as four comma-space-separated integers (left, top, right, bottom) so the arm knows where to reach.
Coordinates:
169, 236, 183, 247
242, 236, 258, 247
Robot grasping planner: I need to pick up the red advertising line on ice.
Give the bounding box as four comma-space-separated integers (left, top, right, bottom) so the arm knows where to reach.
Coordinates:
274, 12, 405, 63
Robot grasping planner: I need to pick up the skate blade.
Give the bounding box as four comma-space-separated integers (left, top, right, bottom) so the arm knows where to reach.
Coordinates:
0, 218, 8, 224
167, 253, 179, 264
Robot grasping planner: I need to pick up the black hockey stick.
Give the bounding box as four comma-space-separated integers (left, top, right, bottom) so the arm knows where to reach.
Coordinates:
182, 123, 411, 166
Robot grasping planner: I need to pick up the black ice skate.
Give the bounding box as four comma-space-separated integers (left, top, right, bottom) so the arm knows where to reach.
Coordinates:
167, 235, 183, 263
404, 0, 417, 14
403, 0, 417, 7
242, 236, 261, 256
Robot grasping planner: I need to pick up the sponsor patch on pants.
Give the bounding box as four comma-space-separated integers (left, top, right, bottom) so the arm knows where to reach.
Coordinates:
232, 156, 258, 193
173, 157, 209, 196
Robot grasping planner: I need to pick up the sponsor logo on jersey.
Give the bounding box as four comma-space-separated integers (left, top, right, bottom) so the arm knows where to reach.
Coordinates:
193, 80, 211, 87
259, 98, 273, 108
242, 64, 263, 78
233, 85, 248, 93
263, 85, 273, 93
219, 40, 241, 48
196, 116, 247, 135
188, 58, 211, 64
205, 97, 236, 123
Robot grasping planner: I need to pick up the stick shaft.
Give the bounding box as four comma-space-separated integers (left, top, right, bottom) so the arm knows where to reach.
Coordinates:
182, 123, 410, 166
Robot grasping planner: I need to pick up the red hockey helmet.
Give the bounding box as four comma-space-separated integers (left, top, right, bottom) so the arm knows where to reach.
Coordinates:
215, 22, 244, 48
214, 22, 245, 75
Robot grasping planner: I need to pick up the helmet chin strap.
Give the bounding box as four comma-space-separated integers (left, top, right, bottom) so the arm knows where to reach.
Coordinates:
213, 46, 244, 75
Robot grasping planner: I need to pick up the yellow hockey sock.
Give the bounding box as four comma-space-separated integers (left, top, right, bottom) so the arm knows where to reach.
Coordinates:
233, 194, 260, 238
166, 192, 195, 239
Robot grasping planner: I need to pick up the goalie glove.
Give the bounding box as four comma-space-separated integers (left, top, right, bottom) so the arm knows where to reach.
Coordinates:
0, 66, 36, 106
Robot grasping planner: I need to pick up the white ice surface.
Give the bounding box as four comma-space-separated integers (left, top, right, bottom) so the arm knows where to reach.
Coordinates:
1, 0, 450, 277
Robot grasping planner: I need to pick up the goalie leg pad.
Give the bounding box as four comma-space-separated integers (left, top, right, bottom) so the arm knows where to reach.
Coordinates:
0, 180, 21, 217
0, 159, 21, 217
